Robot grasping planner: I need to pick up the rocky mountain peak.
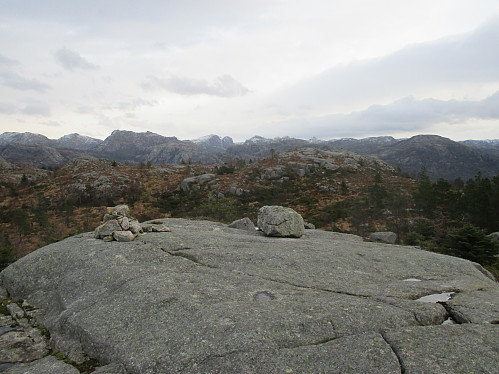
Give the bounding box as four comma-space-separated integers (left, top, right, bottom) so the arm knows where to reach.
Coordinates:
0, 132, 51, 146
193, 134, 234, 152
56, 133, 103, 150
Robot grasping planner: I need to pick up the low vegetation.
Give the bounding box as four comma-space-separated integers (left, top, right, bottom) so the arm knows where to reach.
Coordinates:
1, 153, 497, 278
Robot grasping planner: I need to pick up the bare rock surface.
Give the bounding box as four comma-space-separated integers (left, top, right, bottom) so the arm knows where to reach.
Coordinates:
1, 218, 498, 373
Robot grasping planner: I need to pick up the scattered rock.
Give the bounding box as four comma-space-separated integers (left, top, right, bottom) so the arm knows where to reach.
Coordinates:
128, 219, 142, 234
228, 217, 256, 232
2, 355, 79, 374
304, 222, 316, 230
141, 222, 171, 233
180, 174, 216, 192
94, 220, 122, 239
7, 303, 24, 320
94, 205, 144, 242
110, 204, 130, 218
369, 231, 397, 244
0, 328, 48, 364
112, 231, 135, 242
257, 205, 304, 238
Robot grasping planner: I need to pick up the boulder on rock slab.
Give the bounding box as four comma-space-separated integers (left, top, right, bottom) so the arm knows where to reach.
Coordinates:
257, 205, 304, 238
228, 217, 256, 232
369, 231, 397, 244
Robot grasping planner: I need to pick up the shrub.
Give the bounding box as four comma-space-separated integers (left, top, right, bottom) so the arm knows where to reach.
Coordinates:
443, 223, 498, 266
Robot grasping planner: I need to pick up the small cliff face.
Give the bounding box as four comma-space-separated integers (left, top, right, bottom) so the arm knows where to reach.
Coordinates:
1, 218, 498, 373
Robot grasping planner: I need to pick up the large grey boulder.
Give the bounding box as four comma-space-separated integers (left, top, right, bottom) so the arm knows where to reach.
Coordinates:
257, 205, 305, 238
1, 218, 498, 373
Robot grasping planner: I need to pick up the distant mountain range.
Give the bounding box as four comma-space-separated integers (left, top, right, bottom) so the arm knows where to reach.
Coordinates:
0, 130, 497, 181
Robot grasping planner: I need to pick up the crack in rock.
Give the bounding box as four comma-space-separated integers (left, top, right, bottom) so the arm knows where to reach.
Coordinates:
381, 331, 406, 374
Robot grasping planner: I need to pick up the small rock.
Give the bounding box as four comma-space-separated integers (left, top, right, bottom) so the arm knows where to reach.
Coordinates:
7, 303, 24, 320
0, 331, 48, 364
103, 235, 114, 242
129, 219, 143, 234
113, 231, 136, 242
151, 224, 171, 233
369, 231, 397, 244
94, 220, 122, 239
304, 222, 315, 230
111, 205, 130, 217
196, 174, 216, 185
2, 355, 79, 374
229, 218, 256, 232
117, 216, 129, 231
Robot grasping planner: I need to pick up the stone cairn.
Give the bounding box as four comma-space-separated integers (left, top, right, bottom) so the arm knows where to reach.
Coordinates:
94, 204, 170, 242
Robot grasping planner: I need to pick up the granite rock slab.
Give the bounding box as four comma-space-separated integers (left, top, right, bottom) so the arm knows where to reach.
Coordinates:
1, 218, 498, 373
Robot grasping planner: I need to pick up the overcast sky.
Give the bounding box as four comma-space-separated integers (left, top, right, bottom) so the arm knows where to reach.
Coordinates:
1, 0, 498, 141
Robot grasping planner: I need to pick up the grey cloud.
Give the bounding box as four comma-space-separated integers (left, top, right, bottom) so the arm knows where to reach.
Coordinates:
54, 47, 98, 71
21, 103, 51, 117
76, 106, 95, 114
278, 17, 499, 111
0, 72, 50, 92
276, 91, 499, 139
42, 120, 61, 127
141, 74, 250, 97
0, 54, 18, 66
0, 102, 17, 114
117, 98, 157, 111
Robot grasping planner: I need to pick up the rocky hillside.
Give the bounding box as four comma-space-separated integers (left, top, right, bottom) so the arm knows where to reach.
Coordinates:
0, 131, 497, 180
0, 147, 410, 259
327, 135, 499, 180
1, 215, 498, 373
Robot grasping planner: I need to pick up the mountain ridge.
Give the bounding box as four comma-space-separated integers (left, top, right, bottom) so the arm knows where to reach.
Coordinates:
0, 130, 497, 180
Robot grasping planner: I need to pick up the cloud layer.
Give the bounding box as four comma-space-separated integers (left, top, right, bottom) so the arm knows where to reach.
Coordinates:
141, 74, 250, 97
0, 1, 498, 141
274, 16, 499, 112
274, 91, 499, 139
54, 48, 98, 71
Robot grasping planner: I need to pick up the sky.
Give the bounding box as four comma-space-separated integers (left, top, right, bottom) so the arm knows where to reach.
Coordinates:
1, 0, 499, 142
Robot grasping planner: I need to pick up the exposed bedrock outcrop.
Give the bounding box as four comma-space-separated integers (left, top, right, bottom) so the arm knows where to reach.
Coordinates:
1, 218, 498, 373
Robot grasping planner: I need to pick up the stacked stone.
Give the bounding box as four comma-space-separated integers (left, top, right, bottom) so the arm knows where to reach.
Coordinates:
94, 205, 143, 242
